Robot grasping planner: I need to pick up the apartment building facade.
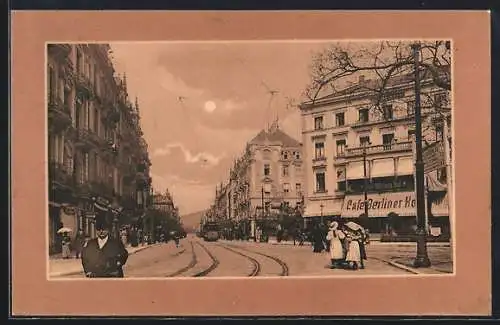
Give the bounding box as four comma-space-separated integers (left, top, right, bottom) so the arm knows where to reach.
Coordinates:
47, 44, 152, 254
299, 71, 451, 236
210, 121, 304, 238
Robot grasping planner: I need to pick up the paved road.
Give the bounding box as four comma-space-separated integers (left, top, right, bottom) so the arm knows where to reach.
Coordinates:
54, 234, 453, 278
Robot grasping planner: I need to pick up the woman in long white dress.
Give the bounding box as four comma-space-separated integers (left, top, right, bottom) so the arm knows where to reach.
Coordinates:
326, 221, 346, 269
345, 229, 362, 270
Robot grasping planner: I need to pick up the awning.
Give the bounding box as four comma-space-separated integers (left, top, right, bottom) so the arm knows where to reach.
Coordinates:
304, 199, 343, 218
429, 191, 449, 217
94, 202, 109, 212
341, 191, 417, 218
427, 172, 447, 192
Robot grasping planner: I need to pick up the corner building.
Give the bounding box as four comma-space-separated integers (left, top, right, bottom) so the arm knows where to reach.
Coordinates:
299, 71, 451, 238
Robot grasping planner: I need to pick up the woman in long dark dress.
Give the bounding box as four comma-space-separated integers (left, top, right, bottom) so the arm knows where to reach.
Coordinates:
312, 224, 324, 253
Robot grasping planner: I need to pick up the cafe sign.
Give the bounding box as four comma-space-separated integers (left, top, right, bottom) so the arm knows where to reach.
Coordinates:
341, 192, 417, 218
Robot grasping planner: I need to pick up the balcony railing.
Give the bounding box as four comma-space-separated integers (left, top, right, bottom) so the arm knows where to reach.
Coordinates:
75, 72, 93, 98
74, 129, 97, 149
339, 141, 413, 158
351, 114, 414, 128
48, 161, 73, 188
48, 97, 72, 130
90, 181, 115, 199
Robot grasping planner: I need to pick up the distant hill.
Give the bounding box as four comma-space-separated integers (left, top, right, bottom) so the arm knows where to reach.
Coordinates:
180, 209, 206, 232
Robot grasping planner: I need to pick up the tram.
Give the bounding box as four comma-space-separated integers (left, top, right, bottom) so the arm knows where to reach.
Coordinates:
202, 222, 220, 242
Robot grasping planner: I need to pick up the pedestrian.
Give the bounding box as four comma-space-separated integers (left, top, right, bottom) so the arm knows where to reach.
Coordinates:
358, 228, 368, 269
73, 229, 85, 259
120, 228, 128, 247
344, 228, 362, 270
81, 215, 129, 278
312, 224, 324, 253
130, 227, 139, 247
326, 221, 346, 269
61, 233, 72, 259
137, 228, 144, 246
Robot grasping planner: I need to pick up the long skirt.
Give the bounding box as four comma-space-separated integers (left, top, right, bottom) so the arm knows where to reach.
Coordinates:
329, 238, 345, 260
61, 243, 71, 258
346, 240, 361, 262
312, 239, 324, 253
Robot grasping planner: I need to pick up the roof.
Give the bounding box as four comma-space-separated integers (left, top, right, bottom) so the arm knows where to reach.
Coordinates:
249, 123, 301, 148
304, 65, 451, 105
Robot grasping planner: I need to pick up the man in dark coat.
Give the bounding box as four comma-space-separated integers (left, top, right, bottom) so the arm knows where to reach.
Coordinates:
81, 215, 129, 278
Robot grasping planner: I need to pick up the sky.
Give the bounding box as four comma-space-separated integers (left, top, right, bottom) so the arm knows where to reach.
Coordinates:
109, 41, 334, 215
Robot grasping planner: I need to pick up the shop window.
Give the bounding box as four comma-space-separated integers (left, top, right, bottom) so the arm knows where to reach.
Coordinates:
337, 181, 346, 192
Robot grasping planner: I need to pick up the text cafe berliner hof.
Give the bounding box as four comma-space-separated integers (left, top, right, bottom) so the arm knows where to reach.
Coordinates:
340, 190, 448, 237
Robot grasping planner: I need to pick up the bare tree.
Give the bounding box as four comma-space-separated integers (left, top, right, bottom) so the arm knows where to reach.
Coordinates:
302, 40, 451, 112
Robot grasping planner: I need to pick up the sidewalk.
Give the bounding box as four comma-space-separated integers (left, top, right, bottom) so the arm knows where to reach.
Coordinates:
49, 243, 160, 277
266, 238, 450, 248
388, 257, 454, 275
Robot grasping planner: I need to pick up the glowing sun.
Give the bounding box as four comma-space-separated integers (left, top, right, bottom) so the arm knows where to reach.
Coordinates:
204, 100, 217, 113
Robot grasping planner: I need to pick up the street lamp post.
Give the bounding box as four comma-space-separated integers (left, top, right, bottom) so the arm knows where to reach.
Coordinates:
412, 42, 431, 268
319, 203, 324, 225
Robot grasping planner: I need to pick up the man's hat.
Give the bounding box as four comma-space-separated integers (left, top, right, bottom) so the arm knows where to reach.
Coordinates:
95, 214, 111, 230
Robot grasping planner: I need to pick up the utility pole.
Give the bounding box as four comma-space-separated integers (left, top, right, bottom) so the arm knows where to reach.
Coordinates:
412, 42, 431, 268
320, 203, 324, 225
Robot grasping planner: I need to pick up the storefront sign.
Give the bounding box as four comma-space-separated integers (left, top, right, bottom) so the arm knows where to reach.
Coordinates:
423, 141, 445, 174
341, 192, 417, 218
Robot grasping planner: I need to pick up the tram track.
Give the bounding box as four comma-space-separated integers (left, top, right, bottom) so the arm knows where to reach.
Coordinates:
224, 243, 289, 276
192, 241, 219, 277
166, 240, 220, 277
216, 244, 261, 276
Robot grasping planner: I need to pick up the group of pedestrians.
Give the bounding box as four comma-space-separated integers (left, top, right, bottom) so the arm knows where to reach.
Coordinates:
311, 221, 369, 271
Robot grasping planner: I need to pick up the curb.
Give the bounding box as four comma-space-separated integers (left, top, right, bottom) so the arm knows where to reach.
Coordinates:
379, 258, 453, 275
384, 259, 421, 275
49, 243, 161, 277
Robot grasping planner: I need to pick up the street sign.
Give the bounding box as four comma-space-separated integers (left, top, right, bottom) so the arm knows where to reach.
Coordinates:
423, 140, 445, 174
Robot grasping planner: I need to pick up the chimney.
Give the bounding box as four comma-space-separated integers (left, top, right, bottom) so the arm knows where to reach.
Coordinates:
359, 75, 365, 84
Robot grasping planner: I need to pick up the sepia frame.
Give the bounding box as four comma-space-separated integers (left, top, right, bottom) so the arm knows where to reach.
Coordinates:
11, 11, 490, 316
